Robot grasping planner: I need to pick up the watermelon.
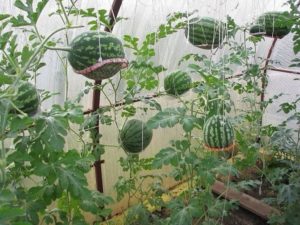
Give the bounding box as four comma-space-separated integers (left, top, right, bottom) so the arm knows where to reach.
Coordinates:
164, 71, 192, 96
249, 24, 266, 36
119, 119, 153, 154
185, 17, 226, 49
10, 81, 40, 116
203, 115, 234, 150
250, 12, 291, 38
68, 31, 127, 80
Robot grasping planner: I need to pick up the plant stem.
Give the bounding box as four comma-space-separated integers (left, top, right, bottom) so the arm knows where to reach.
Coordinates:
44, 46, 72, 52
1, 50, 19, 73
34, 24, 42, 42
57, 0, 71, 26
19, 25, 83, 77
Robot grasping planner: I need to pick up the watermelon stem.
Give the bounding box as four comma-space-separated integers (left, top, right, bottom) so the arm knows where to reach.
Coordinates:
19, 25, 83, 77
44, 46, 72, 52
1, 50, 20, 74
8, 101, 27, 116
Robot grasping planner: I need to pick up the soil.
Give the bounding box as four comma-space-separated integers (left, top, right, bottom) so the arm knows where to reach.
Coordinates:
151, 174, 274, 225
231, 165, 276, 200
152, 207, 268, 225
221, 164, 276, 225
222, 207, 268, 225
243, 180, 276, 201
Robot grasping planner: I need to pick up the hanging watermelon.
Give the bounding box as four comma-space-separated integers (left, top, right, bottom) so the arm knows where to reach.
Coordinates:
250, 12, 292, 38
119, 119, 153, 154
249, 24, 266, 36
203, 115, 234, 151
185, 17, 226, 49
10, 81, 40, 116
68, 31, 128, 80
164, 71, 192, 96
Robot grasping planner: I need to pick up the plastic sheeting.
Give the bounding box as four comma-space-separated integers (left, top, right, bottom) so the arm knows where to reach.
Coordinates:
2, 0, 300, 214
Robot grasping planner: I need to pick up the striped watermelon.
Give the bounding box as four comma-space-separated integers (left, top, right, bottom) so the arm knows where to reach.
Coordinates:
164, 71, 191, 96
119, 119, 153, 154
11, 81, 40, 116
249, 24, 266, 36
250, 12, 291, 38
185, 17, 226, 49
203, 115, 234, 150
68, 31, 127, 80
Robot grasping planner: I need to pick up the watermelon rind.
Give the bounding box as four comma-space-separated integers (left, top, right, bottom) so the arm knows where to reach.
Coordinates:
68, 31, 126, 80
164, 71, 192, 96
185, 17, 226, 49
250, 11, 291, 38
119, 119, 153, 154
10, 81, 40, 116
203, 115, 234, 150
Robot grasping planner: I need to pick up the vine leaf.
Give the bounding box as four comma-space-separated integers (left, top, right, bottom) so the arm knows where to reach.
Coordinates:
0, 207, 25, 224
35, 115, 67, 151
34, 150, 89, 198
152, 147, 180, 168
278, 184, 298, 204
12, 0, 49, 26
147, 107, 186, 129
169, 199, 201, 225
0, 14, 10, 21
0, 31, 13, 50
141, 98, 162, 111
182, 115, 202, 132
147, 107, 201, 132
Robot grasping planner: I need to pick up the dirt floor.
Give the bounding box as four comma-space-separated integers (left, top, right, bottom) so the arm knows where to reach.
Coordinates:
223, 207, 268, 225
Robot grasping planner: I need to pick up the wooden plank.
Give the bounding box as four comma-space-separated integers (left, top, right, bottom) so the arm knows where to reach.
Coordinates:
212, 180, 280, 220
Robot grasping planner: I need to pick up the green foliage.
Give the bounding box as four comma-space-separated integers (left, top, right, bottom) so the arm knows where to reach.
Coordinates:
68, 8, 127, 31
286, 0, 300, 54
2, 1, 300, 225
147, 107, 202, 132
11, 0, 49, 26
0, 1, 116, 224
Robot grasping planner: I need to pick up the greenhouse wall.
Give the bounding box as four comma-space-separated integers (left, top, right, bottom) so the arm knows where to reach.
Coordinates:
1, 0, 300, 224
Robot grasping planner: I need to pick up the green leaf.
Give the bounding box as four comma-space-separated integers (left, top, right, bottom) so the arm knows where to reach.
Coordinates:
169, 199, 201, 225
0, 189, 15, 202
56, 166, 87, 197
10, 15, 31, 27
279, 102, 296, 113
114, 176, 135, 201
12, 222, 33, 225
172, 139, 190, 152
236, 180, 261, 191
7, 150, 32, 164
0, 31, 13, 49
80, 191, 113, 216
13, 0, 49, 25
152, 147, 180, 168
125, 204, 152, 225
0, 14, 10, 21
0, 74, 14, 85
21, 45, 34, 66
121, 105, 136, 117
10, 116, 34, 133
14, 0, 31, 12
181, 115, 200, 132
32, 0, 49, 23
0, 206, 25, 223
142, 98, 162, 111
147, 107, 186, 129
35, 115, 67, 150
278, 184, 298, 204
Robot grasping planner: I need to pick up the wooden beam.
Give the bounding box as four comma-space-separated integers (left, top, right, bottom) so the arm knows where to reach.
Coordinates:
93, 0, 124, 193
212, 180, 280, 220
